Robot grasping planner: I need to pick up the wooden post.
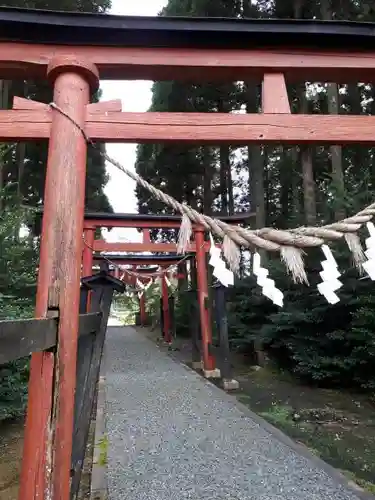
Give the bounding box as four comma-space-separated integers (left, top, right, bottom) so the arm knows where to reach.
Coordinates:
82, 226, 95, 277
213, 283, 239, 390
80, 283, 90, 314
195, 228, 218, 377
142, 228, 151, 243
169, 295, 176, 339
19, 56, 99, 500
189, 287, 202, 369
82, 226, 95, 311
71, 272, 125, 497
159, 297, 164, 334
188, 264, 201, 368
262, 73, 291, 114
177, 261, 187, 291
140, 293, 147, 326
161, 274, 171, 343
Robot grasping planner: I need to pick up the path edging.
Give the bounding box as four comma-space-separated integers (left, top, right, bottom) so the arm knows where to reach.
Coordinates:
90, 374, 108, 500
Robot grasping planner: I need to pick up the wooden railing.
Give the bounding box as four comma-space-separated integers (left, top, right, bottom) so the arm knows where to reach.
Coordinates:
0, 313, 102, 370
0, 270, 125, 499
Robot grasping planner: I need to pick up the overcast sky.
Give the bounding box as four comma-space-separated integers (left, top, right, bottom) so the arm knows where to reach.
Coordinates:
101, 0, 167, 242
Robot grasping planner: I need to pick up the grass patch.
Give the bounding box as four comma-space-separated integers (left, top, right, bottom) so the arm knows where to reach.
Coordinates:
97, 435, 108, 466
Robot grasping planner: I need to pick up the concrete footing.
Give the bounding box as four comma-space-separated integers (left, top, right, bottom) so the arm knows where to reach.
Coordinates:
203, 368, 221, 379
222, 378, 240, 391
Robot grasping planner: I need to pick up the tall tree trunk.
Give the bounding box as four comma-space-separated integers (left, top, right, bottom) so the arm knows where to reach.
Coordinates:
249, 146, 265, 230
219, 146, 228, 215
202, 147, 213, 214
16, 143, 26, 201
289, 147, 302, 221
301, 147, 317, 225
321, 0, 346, 221
300, 88, 317, 225
280, 148, 290, 225
226, 149, 234, 215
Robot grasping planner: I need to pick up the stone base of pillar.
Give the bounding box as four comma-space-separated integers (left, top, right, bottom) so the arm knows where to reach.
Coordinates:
203, 368, 221, 379
222, 379, 240, 391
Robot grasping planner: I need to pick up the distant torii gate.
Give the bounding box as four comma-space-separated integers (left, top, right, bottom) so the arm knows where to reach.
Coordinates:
83, 212, 251, 369
94, 254, 190, 332
104, 261, 157, 327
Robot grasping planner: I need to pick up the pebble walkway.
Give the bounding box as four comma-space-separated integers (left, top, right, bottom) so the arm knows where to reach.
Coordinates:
104, 326, 368, 500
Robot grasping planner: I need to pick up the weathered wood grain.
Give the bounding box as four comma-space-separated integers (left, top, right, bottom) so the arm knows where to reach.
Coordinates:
1, 42, 375, 82
0, 313, 101, 365
0, 318, 57, 365
3, 109, 375, 144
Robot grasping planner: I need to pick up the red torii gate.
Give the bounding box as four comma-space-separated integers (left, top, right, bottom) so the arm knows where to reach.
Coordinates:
94, 254, 189, 332
83, 212, 251, 360
1, 6, 373, 500
105, 262, 157, 327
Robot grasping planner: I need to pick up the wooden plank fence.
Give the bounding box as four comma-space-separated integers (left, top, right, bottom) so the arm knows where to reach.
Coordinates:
0, 270, 125, 499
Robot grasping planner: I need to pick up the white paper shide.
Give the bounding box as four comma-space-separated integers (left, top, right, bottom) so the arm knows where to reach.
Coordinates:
317, 244, 342, 304
252, 252, 283, 307
208, 234, 234, 287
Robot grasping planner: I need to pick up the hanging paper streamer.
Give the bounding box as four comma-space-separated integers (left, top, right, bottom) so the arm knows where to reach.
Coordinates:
144, 279, 153, 291
317, 244, 342, 304
253, 252, 283, 307
165, 274, 172, 288
363, 222, 375, 280
136, 278, 144, 290
208, 233, 234, 287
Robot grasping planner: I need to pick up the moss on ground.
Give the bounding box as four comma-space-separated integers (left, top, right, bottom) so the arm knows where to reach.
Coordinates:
97, 434, 108, 466
235, 368, 375, 494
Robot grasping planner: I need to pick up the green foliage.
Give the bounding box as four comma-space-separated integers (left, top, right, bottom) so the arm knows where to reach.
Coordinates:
0, 191, 38, 421
174, 289, 196, 337
228, 261, 375, 390
0, 359, 30, 421
145, 281, 163, 318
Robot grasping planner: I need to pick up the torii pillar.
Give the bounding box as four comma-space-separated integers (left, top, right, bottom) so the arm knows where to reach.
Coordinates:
18, 58, 119, 500
195, 227, 219, 378
139, 293, 147, 326
82, 224, 95, 277
161, 270, 171, 343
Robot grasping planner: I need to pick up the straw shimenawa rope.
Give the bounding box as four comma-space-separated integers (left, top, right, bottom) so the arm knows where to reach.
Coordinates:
50, 102, 374, 283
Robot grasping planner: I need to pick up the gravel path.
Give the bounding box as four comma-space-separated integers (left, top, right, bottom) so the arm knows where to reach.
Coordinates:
104, 327, 367, 500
